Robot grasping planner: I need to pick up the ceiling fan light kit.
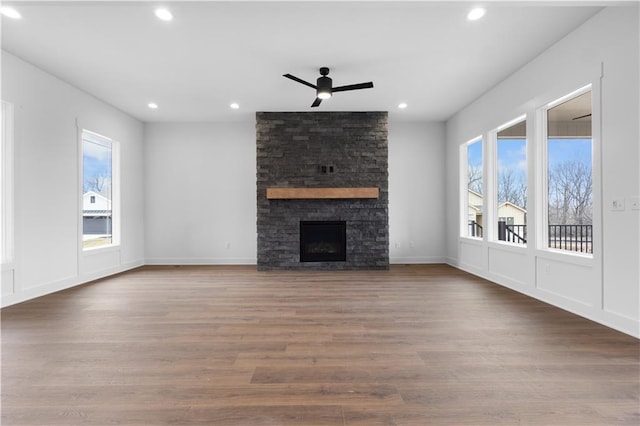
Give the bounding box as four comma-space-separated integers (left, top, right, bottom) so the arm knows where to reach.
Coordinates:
283, 67, 374, 107
316, 67, 332, 99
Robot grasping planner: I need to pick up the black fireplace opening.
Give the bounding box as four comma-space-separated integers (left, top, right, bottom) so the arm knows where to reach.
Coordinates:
300, 221, 347, 262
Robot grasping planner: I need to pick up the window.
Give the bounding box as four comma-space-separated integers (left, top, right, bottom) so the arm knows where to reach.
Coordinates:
82, 129, 117, 250
499, 216, 515, 224
464, 137, 483, 238
1, 101, 14, 264
545, 87, 593, 254
496, 117, 527, 245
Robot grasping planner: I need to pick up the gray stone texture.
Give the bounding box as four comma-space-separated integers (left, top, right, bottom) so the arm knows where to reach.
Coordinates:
256, 111, 389, 270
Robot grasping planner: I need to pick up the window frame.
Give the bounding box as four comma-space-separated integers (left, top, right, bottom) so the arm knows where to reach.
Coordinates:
537, 83, 595, 259
489, 114, 528, 246
460, 135, 484, 240
79, 127, 120, 253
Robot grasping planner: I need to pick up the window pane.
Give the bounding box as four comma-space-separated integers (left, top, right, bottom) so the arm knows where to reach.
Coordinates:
82, 130, 113, 249
497, 120, 527, 245
547, 90, 592, 254
467, 138, 483, 238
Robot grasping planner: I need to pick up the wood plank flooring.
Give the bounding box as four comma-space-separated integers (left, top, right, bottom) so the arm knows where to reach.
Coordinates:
2, 264, 638, 425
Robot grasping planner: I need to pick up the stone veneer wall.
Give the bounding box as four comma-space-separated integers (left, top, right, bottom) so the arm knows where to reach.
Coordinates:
256, 111, 389, 270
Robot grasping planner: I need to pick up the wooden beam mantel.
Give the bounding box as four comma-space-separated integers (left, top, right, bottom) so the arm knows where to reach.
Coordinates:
266, 187, 379, 200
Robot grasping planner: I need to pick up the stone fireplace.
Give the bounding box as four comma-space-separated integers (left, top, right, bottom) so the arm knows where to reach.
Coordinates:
256, 111, 389, 270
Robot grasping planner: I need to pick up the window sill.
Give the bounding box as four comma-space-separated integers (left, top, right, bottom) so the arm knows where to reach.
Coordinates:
459, 236, 484, 245
487, 240, 528, 251
535, 248, 593, 267
82, 244, 121, 257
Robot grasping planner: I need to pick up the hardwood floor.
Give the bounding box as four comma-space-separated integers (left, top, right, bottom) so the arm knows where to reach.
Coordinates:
2, 264, 638, 425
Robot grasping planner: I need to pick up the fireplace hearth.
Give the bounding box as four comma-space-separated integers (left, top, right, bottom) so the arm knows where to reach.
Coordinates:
300, 221, 346, 262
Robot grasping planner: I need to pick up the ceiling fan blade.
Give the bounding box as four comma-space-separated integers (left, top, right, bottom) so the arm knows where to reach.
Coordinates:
311, 98, 322, 107
572, 113, 592, 120
283, 74, 317, 90
332, 82, 374, 93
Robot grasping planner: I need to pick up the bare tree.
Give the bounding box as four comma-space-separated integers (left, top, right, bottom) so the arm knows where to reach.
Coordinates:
567, 161, 592, 224
468, 164, 483, 194
498, 168, 527, 208
548, 160, 592, 225
84, 172, 111, 195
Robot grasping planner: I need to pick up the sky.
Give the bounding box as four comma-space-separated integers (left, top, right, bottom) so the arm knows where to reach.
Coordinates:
468, 137, 592, 171
83, 138, 112, 195
547, 138, 592, 168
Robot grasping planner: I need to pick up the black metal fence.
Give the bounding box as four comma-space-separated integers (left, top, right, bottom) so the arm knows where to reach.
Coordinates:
487, 222, 593, 254
468, 221, 483, 238
548, 224, 592, 254
498, 222, 527, 244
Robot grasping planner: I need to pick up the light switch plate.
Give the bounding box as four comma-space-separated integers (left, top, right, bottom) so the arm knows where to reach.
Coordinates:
612, 198, 625, 211
630, 196, 640, 211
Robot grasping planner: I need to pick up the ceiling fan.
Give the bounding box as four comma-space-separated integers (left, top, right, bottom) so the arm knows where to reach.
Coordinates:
572, 113, 592, 120
283, 67, 374, 107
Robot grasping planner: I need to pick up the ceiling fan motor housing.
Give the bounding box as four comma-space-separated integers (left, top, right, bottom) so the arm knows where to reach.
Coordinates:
317, 75, 332, 99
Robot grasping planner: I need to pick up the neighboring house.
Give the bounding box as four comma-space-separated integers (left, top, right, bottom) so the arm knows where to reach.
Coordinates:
83, 191, 112, 235
468, 189, 527, 227
467, 189, 484, 228
83, 190, 110, 210
497, 201, 526, 226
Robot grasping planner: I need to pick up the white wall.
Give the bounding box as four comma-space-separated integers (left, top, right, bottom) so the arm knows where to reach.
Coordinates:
1, 50, 447, 302
389, 121, 446, 263
445, 6, 639, 337
1, 51, 145, 307
144, 122, 258, 264
144, 120, 447, 265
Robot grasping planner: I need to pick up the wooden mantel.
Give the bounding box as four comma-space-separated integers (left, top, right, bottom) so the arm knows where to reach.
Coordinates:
266, 187, 379, 200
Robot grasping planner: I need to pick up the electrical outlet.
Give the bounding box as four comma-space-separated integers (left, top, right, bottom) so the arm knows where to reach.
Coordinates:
630, 196, 640, 211
612, 198, 625, 211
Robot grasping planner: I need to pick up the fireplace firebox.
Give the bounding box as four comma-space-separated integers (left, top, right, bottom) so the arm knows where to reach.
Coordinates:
300, 221, 346, 262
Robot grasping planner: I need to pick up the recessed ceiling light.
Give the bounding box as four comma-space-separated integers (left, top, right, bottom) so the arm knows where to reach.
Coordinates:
1, 6, 22, 19
467, 7, 486, 21
398, 103, 408, 109
148, 102, 158, 109
155, 8, 173, 21
230, 102, 240, 109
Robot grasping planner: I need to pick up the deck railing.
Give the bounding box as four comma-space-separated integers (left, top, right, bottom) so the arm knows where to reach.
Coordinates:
498, 222, 527, 244
494, 222, 592, 254
468, 221, 483, 238
548, 224, 592, 254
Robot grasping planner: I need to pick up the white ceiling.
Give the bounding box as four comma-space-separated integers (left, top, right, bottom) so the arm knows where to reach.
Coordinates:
1, 1, 607, 123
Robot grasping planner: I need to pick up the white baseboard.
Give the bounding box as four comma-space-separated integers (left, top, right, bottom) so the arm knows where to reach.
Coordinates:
145, 257, 257, 265
449, 261, 639, 339
390, 256, 446, 264
1, 259, 144, 308
446, 256, 459, 267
